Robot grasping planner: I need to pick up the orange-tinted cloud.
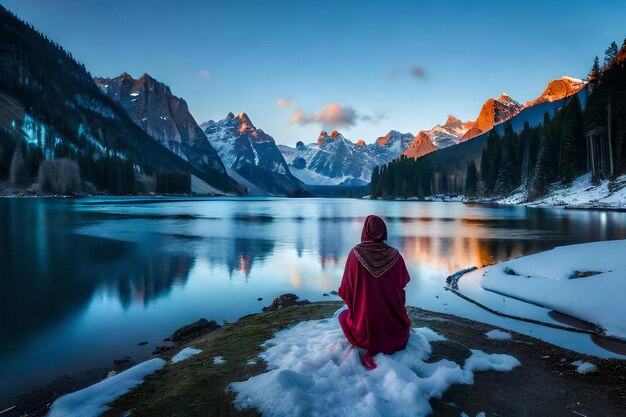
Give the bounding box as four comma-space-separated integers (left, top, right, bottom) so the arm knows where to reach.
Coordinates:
277, 98, 297, 108
198, 70, 211, 78
290, 103, 383, 129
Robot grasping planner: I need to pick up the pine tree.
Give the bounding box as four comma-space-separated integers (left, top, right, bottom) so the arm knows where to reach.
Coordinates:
530, 136, 551, 199
464, 160, 478, 195
9, 146, 27, 185
604, 41, 619, 67
589, 56, 601, 85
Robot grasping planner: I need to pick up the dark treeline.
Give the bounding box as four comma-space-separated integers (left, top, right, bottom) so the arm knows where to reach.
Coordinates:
0, 5, 237, 195
371, 39, 626, 200
155, 171, 192, 194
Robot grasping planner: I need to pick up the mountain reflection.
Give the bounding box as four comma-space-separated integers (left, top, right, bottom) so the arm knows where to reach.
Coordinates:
201, 236, 275, 277
105, 255, 194, 307
318, 217, 348, 267
0, 199, 196, 355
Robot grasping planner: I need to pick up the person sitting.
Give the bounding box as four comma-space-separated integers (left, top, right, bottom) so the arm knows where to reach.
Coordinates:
338, 215, 412, 370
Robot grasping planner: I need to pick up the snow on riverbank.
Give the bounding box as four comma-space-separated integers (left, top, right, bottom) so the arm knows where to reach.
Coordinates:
230, 318, 519, 417
498, 173, 626, 209
171, 347, 202, 364
480, 240, 626, 340
46, 358, 165, 417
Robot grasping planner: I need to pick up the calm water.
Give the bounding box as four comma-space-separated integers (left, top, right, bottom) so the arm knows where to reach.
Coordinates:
1, 197, 626, 405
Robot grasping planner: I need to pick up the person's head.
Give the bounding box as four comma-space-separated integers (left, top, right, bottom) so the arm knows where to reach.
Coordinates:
361, 215, 388, 242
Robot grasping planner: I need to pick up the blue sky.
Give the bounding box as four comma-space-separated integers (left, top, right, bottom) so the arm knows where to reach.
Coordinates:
3, 0, 625, 146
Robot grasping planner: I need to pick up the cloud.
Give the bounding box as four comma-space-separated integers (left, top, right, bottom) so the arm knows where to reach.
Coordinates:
389, 66, 426, 79
277, 98, 297, 108
289, 103, 383, 129
361, 111, 386, 123
410, 66, 425, 78
198, 70, 211, 78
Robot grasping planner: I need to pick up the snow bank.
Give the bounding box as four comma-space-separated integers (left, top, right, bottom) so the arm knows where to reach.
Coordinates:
481, 240, 626, 339
171, 347, 202, 364
464, 349, 521, 372
213, 356, 226, 365
485, 329, 512, 340
230, 319, 519, 417
497, 173, 626, 209
46, 358, 165, 417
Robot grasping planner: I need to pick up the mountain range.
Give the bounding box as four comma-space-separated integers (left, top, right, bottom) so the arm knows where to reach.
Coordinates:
0, 3, 593, 196
278, 77, 586, 187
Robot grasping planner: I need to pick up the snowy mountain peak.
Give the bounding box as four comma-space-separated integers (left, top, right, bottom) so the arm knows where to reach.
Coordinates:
203, 112, 304, 195
317, 131, 327, 145
236, 112, 256, 133
445, 115, 462, 125
376, 130, 412, 147
330, 130, 341, 139
523, 76, 587, 108
461, 93, 522, 140
119, 72, 134, 81
356, 139, 366, 147
404, 131, 437, 159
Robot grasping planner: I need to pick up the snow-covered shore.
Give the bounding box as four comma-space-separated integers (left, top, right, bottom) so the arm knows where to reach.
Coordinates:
475, 240, 626, 340
497, 173, 626, 209
413, 173, 626, 210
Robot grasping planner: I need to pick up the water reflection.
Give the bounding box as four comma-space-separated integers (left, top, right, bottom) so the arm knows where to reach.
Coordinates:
2, 198, 626, 406
202, 237, 275, 277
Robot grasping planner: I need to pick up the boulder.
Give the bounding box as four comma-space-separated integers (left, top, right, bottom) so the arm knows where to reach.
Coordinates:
171, 318, 221, 342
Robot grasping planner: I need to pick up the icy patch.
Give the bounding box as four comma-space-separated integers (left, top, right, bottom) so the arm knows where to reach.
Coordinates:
572, 360, 598, 374
213, 356, 226, 365
46, 358, 165, 417
246, 359, 258, 365
485, 329, 512, 340
230, 319, 519, 417
463, 349, 521, 372
171, 347, 202, 364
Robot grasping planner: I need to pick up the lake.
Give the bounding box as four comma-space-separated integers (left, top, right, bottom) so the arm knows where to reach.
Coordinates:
1, 197, 626, 406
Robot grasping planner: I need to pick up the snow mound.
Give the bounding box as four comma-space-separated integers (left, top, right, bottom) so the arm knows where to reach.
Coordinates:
572, 360, 598, 374
172, 347, 202, 364
485, 329, 512, 340
230, 319, 519, 417
213, 356, 226, 365
46, 358, 165, 417
464, 349, 521, 372
481, 240, 626, 339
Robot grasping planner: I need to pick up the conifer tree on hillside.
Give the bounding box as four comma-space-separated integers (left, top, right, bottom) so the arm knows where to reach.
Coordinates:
589, 56, 602, 86
465, 160, 478, 195
530, 136, 551, 199
9, 147, 27, 185
604, 41, 619, 67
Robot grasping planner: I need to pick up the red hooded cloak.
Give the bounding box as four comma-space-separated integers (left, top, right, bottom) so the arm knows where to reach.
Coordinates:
338, 215, 411, 355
